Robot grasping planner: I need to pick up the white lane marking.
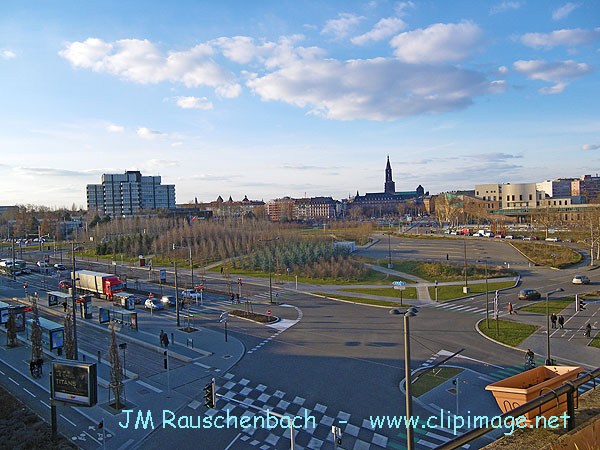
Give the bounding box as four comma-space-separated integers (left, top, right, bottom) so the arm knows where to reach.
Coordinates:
40, 400, 50, 409
61, 414, 77, 427
23, 388, 36, 397
136, 380, 162, 393
8, 377, 19, 385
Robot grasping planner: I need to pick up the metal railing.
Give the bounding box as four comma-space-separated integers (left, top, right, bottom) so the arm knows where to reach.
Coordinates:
436, 367, 600, 449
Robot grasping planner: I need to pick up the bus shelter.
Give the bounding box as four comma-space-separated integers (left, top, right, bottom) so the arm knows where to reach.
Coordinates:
26, 316, 64, 352
47, 291, 70, 308
1, 305, 26, 331
0, 301, 10, 324
98, 307, 138, 330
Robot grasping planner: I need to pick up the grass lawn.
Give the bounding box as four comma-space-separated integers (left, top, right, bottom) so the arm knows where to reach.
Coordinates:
591, 334, 600, 349
209, 264, 411, 285
518, 297, 574, 315
429, 281, 516, 301
510, 241, 582, 268
372, 259, 516, 282
312, 292, 410, 308
411, 367, 464, 397
478, 319, 539, 346
338, 286, 417, 299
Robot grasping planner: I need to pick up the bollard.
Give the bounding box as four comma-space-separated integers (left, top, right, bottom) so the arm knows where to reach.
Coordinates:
98, 350, 102, 365
171, 333, 174, 346
82, 354, 86, 362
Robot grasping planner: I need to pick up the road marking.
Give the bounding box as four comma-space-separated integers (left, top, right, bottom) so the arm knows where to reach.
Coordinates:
224, 432, 241, 450
188, 400, 201, 410
0, 369, 4, 374
23, 388, 36, 397
136, 380, 162, 393
40, 400, 50, 409
8, 377, 19, 385
61, 414, 77, 427
194, 362, 211, 369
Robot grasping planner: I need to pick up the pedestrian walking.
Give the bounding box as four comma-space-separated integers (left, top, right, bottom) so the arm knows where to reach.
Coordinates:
160, 329, 165, 347
551, 313, 557, 328
508, 302, 513, 315
62, 301, 67, 312
584, 323, 592, 338
446, 254, 449, 260
162, 332, 170, 348
558, 315, 564, 329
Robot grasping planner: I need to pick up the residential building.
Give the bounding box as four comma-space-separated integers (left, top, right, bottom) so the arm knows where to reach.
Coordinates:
201, 195, 265, 218
536, 179, 575, 198
86, 170, 176, 217
572, 174, 600, 203
294, 197, 338, 220
266, 197, 296, 222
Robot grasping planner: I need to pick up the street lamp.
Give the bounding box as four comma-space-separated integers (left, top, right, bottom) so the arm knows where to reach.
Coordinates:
477, 258, 490, 328
171, 260, 180, 327
173, 243, 194, 290
546, 287, 564, 365
71, 241, 79, 360
119, 343, 128, 379
258, 237, 279, 304
390, 307, 419, 450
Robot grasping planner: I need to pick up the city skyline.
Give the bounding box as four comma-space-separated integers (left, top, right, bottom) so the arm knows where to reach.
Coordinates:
1, 0, 599, 207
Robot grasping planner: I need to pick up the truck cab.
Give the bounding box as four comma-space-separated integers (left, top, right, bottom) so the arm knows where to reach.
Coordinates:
104, 277, 124, 300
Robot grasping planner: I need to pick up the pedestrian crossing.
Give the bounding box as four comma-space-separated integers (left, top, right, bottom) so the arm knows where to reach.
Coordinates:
429, 301, 488, 315
209, 372, 473, 450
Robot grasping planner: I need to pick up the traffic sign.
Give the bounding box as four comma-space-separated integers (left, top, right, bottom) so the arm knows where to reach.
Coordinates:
200, 284, 204, 290
219, 312, 228, 323
267, 310, 271, 316
195, 285, 199, 291
392, 281, 406, 286
149, 293, 154, 299
238, 278, 242, 284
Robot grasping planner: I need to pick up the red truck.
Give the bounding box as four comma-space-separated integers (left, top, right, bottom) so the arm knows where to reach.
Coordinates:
75, 270, 124, 300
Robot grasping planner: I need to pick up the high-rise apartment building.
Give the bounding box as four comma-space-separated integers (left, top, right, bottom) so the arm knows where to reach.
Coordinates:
572, 174, 600, 203
87, 170, 176, 216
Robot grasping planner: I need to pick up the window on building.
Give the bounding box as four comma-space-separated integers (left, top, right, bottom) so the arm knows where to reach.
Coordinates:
507, 195, 510, 201
529, 194, 532, 200
519, 195, 523, 201
512, 195, 515, 201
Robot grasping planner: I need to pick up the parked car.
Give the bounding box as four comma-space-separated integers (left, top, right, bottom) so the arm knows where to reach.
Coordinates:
545, 237, 561, 242
494, 234, 504, 239
505, 235, 514, 239
518, 289, 541, 301
58, 280, 72, 289
145, 298, 164, 310
37, 261, 49, 267
54, 264, 66, 270
131, 296, 143, 305
572, 275, 590, 285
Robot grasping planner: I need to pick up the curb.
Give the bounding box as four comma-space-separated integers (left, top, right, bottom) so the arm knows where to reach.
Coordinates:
433, 275, 520, 304
474, 317, 530, 354
308, 292, 402, 309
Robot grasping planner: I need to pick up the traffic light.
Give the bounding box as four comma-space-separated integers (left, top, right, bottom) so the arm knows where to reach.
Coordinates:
204, 378, 216, 409
164, 351, 168, 370
579, 297, 586, 311
452, 379, 457, 386
98, 420, 103, 429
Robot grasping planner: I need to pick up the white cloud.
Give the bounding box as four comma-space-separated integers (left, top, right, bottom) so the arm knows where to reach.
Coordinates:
351, 17, 407, 45
106, 123, 124, 132
489, 1, 521, 15
582, 143, 600, 150
1, 50, 17, 59
175, 96, 214, 110
246, 56, 496, 121
136, 127, 167, 140
552, 2, 580, 20
321, 13, 364, 39
145, 159, 178, 170
488, 80, 508, 93
171, 142, 184, 147
521, 28, 600, 49
59, 37, 241, 97
394, 2, 415, 16
513, 59, 593, 94
497, 65, 509, 75
390, 21, 484, 63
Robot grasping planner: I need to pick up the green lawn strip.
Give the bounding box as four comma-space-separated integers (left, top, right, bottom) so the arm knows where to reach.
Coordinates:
411, 367, 464, 397
518, 297, 574, 315
478, 319, 539, 347
428, 281, 515, 301
312, 292, 409, 307
590, 334, 600, 349
510, 241, 582, 268
338, 286, 417, 299
208, 264, 411, 285
374, 260, 516, 282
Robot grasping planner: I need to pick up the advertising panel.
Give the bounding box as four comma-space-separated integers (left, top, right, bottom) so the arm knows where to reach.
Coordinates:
51, 361, 97, 407
48, 293, 58, 307
98, 308, 110, 324
50, 329, 64, 350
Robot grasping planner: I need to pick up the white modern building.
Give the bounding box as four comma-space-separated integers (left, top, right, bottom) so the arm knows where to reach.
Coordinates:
87, 171, 176, 216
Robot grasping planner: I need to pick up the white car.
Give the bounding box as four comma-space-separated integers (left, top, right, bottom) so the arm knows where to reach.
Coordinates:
37, 261, 49, 267
181, 289, 201, 299
572, 275, 590, 285
545, 237, 561, 242
145, 298, 164, 310
505, 235, 514, 239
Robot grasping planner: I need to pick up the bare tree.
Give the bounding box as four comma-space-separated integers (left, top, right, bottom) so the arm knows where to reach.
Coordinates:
63, 313, 75, 360
30, 298, 43, 362
109, 325, 124, 409
6, 312, 17, 347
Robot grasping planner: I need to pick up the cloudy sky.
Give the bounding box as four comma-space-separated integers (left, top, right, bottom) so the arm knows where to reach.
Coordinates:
1, 0, 598, 207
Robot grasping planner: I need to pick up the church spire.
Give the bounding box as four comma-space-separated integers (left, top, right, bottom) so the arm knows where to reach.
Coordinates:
384, 156, 395, 194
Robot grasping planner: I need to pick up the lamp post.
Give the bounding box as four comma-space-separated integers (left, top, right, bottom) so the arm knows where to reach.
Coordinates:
173, 243, 194, 290
388, 232, 393, 269
71, 241, 79, 360
390, 307, 419, 450
171, 261, 180, 327
546, 287, 564, 365
258, 237, 279, 304
477, 258, 490, 328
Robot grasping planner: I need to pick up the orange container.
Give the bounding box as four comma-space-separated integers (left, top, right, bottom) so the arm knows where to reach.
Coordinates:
485, 366, 582, 425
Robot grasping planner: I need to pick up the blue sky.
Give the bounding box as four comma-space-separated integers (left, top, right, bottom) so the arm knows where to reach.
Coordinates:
1, 0, 598, 207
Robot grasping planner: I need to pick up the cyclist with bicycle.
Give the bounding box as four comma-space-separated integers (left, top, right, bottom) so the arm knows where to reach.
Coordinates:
525, 349, 535, 368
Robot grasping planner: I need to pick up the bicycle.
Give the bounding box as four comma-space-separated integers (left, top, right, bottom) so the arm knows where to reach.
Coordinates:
30, 360, 42, 379
524, 357, 535, 370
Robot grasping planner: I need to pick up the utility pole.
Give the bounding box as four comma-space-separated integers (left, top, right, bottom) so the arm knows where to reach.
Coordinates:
11, 238, 16, 281
71, 241, 78, 360
174, 261, 180, 327
388, 232, 392, 268
463, 238, 468, 292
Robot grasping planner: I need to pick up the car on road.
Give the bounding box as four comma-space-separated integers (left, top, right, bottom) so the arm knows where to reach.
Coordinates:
53, 264, 66, 270
58, 280, 72, 289
545, 237, 561, 242
181, 289, 201, 300
37, 261, 49, 267
572, 275, 590, 285
145, 298, 164, 310
505, 235, 514, 239
131, 296, 143, 305
494, 234, 504, 239
161, 295, 177, 307
518, 289, 541, 301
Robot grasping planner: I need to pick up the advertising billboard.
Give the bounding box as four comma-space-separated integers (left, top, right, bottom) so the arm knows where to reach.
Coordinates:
51, 360, 97, 407
50, 329, 64, 350
98, 308, 110, 324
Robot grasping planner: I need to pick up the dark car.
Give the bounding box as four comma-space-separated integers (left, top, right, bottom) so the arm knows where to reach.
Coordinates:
518, 289, 541, 301
58, 280, 72, 289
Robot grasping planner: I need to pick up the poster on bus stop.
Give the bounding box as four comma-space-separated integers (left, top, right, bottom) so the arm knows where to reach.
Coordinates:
51, 360, 97, 407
